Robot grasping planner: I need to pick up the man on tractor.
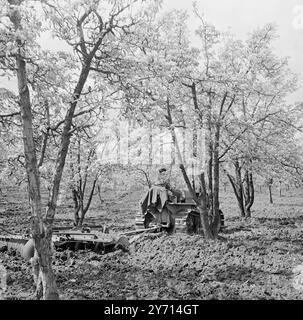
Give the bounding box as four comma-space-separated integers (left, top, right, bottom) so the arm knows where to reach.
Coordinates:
139, 167, 184, 232
138, 167, 225, 234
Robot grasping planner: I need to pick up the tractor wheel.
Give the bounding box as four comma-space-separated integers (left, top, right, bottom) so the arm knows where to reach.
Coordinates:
185, 210, 225, 235
22, 238, 35, 261
186, 211, 201, 234
143, 212, 155, 228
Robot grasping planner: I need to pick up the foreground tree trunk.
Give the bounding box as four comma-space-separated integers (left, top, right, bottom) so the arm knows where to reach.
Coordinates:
32, 232, 58, 300
9, 0, 98, 299
9, 0, 59, 300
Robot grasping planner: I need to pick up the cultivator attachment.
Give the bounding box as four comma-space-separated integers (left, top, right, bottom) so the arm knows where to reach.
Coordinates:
0, 234, 28, 255
0, 224, 161, 261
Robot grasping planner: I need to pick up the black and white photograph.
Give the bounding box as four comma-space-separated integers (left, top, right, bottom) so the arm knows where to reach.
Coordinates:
0, 0, 303, 304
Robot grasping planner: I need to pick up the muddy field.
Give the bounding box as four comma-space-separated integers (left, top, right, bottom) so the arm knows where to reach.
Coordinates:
1, 185, 303, 300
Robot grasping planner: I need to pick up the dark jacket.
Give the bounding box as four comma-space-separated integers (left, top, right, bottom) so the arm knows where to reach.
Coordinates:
139, 186, 169, 215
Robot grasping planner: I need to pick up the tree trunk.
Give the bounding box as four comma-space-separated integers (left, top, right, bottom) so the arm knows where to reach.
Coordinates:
279, 181, 282, 197
207, 137, 213, 217
97, 184, 104, 204
211, 122, 220, 236
44, 27, 99, 224
139, 167, 152, 188
269, 184, 273, 204
78, 213, 84, 227
73, 178, 97, 227
44, 64, 91, 220
159, 128, 163, 165
234, 162, 245, 217
267, 178, 273, 204
228, 174, 245, 217
149, 123, 153, 166
74, 208, 80, 226
166, 99, 214, 239
78, 206, 86, 227
72, 188, 80, 225
227, 161, 245, 217
192, 162, 196, 193
205, 91, 218, 233
33, 232, 58, 300
244, 171, 254, 218
9, 0, 104, 300
198, 173, 214, 239
9, 1, 59, 300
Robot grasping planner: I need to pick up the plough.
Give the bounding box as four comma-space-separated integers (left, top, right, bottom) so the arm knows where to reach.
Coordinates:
0, 225, 160, 261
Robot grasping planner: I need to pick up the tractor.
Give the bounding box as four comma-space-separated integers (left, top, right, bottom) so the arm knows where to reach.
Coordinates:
136, 186, 225, 234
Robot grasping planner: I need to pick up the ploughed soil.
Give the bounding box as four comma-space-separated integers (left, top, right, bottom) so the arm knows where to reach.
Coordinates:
1, 185, 303, 300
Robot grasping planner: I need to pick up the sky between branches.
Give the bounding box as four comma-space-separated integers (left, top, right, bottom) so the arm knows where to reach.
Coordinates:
1, 0, 302, 103
164, 0, 303, 104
